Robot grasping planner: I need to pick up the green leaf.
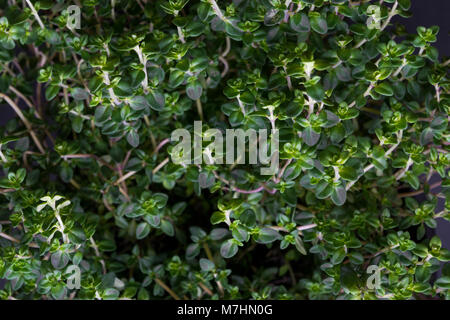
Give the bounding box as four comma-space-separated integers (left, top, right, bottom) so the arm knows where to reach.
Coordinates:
169, 69, 186, 88
199, 258, 215, 271
16, 168, 26, 184
315, 181, 333, 199
240, 91, 255, 105
309, 13, 328, 34
51, 251, 69, 269
185, 244, 200, 259
161, 219, 175, 236
50, 283, 66, 300
339, 166, 358, 181
350, 24, 367, 36
294, 235, 307, 255
331, 186, 346, 206
136, 222, 151, 239
220, 239, 238, 258
403, 172, 420, 190
211, 211, 226, 225
340, 266, 361, 293
153, 193, 169, 208
255, 228, 282, 244
45, 85, 60, 101
127, 130, 140, 147
225, 22, 243, 40
331, 248, 346, 265
290, 13, 310, 32
186, 80, 203, 100
398, 0, 411, 10
197, 3, 212, 21
129, 96, 150, 111
240, 209, 256, 227
71, 116, 83, 133
374, 82, 394, 96
102, 288, 120, 300
303, 127, 320, 146
420, 127, 434, 145
68, 228, 86, 245
232, 226, 248, 242
147, 90, 165, 111
435, 276, 450, 289
306, 83, 325, 101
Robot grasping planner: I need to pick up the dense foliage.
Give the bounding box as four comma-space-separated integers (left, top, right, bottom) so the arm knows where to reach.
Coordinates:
0, 0, 449, 300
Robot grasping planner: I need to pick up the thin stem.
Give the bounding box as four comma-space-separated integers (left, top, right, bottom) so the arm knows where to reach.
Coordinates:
306, 97, 315, 118
0, 146, 7, 163
177, 27, 185, 43
133, 46, 149, 92
380, 1, 398, 31
103, 72, 120, 105
136, 0, 145, 10
270, 223, 317, 233
9, 85, 42, 119
219, 56, 229, 78
272, 159, 292, 184
333, 166, 340, 182
208, 0, 227, 23
203, 243, 215, 262
213, 171, 276, 195
0, 231, 39, 248
0, 232, 20, 243
154, 278, 181, 300
360, 106, 380, 115
237, 96, 245, 115
283, 0, 293, 23
221, 37, 231, 58
114, 170, 137, 185
442, 58, 450, 67
0, 93, 45, 154
398, 181, 441, 198
116, 164, 130, 200
196, 99, 204, 121
394, 157, 412, 180
349, 82, 373, 108
61, 154, 114, 170
331, 60, 342, 69
354, 1, 398, 49
90, 237, 107, 274
346, 130, 403, 191
111, 0, 116, 21
69, 110, 91, 120
208, 0, 243, 32
54, 210, 69, 243
70, 179, 81, 189
153, 138, 170, 155
226, 185, 264, 194
268, 105, 276, 131
393, 57, 406, 77
152, 157, 169, 174
297, 223, 317, 231
284, 66, 292, 91
25, 0, 45, 29
435, 84, 441, 103
434, 210, 447, 219
370, 244, 399, 259
198, 282, 213, 296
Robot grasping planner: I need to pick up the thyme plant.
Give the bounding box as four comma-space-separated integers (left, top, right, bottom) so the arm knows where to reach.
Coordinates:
0, 0, 449, 300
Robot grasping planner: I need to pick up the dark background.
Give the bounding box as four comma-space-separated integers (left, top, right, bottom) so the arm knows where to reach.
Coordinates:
390, 0, 450, 251
0, 1, 449, 290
